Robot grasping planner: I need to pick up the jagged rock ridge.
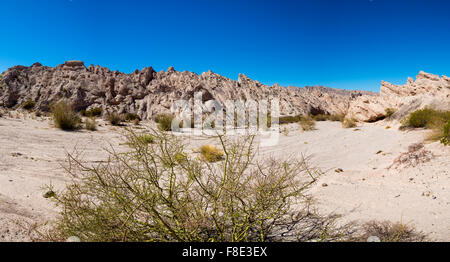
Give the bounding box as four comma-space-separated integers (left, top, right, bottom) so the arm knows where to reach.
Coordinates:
0, 61, 448, 122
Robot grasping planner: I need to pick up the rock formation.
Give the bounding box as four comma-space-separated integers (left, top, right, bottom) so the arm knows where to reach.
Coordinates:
0, 61, 448, 122
347, 71, 450, 121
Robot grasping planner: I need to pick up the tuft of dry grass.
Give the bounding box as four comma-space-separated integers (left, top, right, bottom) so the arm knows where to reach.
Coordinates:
81, 107, 103, 118
355, 221, 427, 242
385, 108, 396, 119
300, 116, 316, 131
107, 113, 123, 126
51, 101, 81, 131
155, 113, 175, 131
441, 121, 450, 145
85, 118, 97, 131
342, 118, 357, 128
312, 114, 345, 122
22, 100, 36, 111
200, 145, 224, 163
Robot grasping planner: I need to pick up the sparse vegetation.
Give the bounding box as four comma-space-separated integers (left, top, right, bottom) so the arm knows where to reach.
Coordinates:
37, 130, 357, 242
200, 144, 224, 162
51, 101, 81, 131
138, 134, 155, 144
441, 120, 450, 145
385, 108, 396, 119
124, 113, 141, 122
279, 115, 301, 125
404, 108, 450, 129
85, 118, 97, 131
155, 113, 175, 131
22, 100, 36, 110
81, 107, 103, 118
312, 114, 345, 122
403, 108, 450, 145
342, 118, 357, 128
107, 113, 123, 126
355, 221, 427, 242
300, 116, 316, 131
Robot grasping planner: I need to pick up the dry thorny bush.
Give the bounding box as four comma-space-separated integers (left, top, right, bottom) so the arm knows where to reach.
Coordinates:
33, 129, 361, 242
389, 143, 434, 169
31, 129, 428, 242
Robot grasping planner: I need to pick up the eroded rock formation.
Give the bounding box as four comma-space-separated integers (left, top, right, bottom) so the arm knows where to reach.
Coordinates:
0, 61, 448, 122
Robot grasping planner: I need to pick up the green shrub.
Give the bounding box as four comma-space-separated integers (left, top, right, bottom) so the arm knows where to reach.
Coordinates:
138, 134, 155, 144
40, 130, 343, 242
82, 107, 103, 117
385, 108, 396, 119
155, 113, 175, 131
312, 114, 345, 122
441, 120, 450, 145
107, 113, 123, 126
22, 100, 36, 110
200, 145, 224, 163
329, 114, 345, 122
51, 101, 81, 131
124, 113, 141, 122
85, 118, 97, 131
405, 108, 449, 128
279, 115, 301, 125
300, 116, 316, 131
312, 114, 328, 121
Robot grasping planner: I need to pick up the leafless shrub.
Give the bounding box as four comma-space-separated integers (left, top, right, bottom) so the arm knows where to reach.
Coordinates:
35, 129, 357, 242
353, 220, 427, 242
389, 143, 433, 169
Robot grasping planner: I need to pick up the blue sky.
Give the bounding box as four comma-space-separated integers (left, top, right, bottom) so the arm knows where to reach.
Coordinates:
1, 0, 450, 91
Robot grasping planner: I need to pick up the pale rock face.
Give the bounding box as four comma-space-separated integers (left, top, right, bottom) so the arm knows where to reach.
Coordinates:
347, 71, 450, 122
0, 61, 371, 120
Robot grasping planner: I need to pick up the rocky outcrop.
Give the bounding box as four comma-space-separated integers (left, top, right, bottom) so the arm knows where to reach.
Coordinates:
0, 61, 448, 122
347, 71, 450, 122
0, 61, 372, 120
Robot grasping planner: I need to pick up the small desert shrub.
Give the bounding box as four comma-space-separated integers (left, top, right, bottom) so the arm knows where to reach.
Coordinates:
342, 118, 357, 128
300, 116, 316, 131
404, 109, 450, 143
85, 118, 97, 131
81, 107, 103, 118
22, 100, 36, 110
312, 114, 328, 121
37, 130, 349, 242
405, 108, 449, 128
124, 113, 141, 122
200, 145, 224, 163
389, 143, 433, 169
385, 108, 396, 119
107, 113, 123, 126
51, 101, 81, 131
329, 114, 345, 122
356, 221, 427, 242
279, 115, 301, 125
312, 114, 344, 122
155, 113, 175, 131
441, 120, 450, 145
138, 134, 155, 144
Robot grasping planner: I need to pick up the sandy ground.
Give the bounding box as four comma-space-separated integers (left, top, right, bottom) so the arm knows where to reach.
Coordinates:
0, 113, 449, 241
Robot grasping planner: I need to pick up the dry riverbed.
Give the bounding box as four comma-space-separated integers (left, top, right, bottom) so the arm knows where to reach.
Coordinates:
0, 113, 449, 241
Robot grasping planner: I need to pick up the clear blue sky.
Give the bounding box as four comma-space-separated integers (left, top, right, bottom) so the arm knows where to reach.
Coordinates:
1, 0, 450, 91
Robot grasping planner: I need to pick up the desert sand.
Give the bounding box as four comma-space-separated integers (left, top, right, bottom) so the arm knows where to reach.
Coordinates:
0, 113, 449, 242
